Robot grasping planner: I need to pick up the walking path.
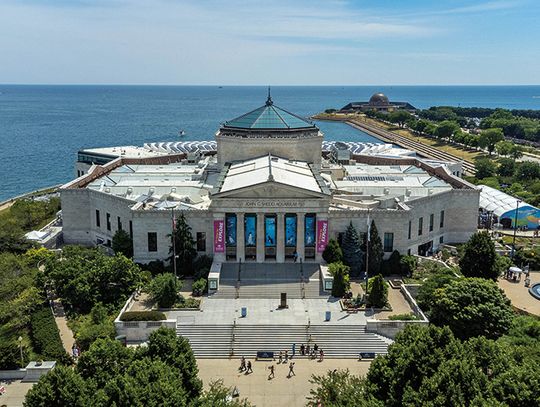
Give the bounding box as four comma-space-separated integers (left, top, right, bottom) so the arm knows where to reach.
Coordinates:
498, 272, 540, 316
50, 300, 76, 354
197, 358, 371, 407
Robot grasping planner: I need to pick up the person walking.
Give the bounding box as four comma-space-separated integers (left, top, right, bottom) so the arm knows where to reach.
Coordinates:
288, 361, 296, 378
268, 364, 275, 380
240, 356, 246, 372
285, 350, 289, 362
300, 344, 305, 356
314, 343, 318, 353
246, 360, 253, 374
319, 349, 324, 362
278, 351, 283, 364
292, 343, 296, 358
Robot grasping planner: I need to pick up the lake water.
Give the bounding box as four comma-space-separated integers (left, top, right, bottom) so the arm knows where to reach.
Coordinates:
1, 85, 540, 201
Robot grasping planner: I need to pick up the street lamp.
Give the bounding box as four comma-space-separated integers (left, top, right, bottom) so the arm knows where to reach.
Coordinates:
512, 199, 522, 259
18, 336, 23, 367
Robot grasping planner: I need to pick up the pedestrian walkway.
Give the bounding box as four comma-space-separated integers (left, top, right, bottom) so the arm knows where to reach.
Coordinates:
498, 272, 540, 316
50, 300, 76, 354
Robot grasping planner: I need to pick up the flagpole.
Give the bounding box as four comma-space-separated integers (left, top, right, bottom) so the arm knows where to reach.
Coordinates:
172, 207, 177, 279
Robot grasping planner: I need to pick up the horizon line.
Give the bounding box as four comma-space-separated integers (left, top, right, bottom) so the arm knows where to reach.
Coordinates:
1, 83, 540, 87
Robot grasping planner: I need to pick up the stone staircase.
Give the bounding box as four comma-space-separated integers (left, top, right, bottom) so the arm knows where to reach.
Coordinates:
177, 322, 391, 359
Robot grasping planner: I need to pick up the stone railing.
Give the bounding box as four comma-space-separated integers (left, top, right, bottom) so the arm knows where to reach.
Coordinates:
366, 284, 429, 339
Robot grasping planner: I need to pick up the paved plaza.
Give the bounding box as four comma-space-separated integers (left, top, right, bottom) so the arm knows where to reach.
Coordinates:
197, 358, 372, 407
498, 271, 540, 316
0, 381, 34, 407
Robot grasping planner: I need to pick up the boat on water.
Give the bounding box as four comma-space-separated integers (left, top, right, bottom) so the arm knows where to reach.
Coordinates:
179, 130, 186, 137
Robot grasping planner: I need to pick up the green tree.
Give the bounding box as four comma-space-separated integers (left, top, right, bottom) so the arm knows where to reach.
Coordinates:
367, 220, 383, 276
399, 255, 417, 277
475, 158, 497, 179
170, 212, 197, 275
388, 110, 411, 128
328, 262, 350, 298
416, 269, 457, 315
381, 250, 401, 276
479, 128, 504, 155
147, 273, 181, 308
197, 380, 254, 407
510, 144, 524, 160
112, 229, 133, 258
322, 238, 343, 264
367, 274, 387, 308
430, 278, 513, 340
341, 222, 363, 276
459, 231, 498, 279
75, 304, 116, 351
433, 120, 459, 140
24, 365, 89, 407
307, 369, 382, 407
497, 157, 516, 177
495, 140, 513, 156
516, 161, 540, 181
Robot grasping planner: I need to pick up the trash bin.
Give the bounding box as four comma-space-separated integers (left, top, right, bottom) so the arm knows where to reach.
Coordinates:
241, 307, 247, 318
325, 311, 331, 321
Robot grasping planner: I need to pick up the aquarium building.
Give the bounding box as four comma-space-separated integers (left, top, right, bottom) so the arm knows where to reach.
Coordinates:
60, 95, 479, 267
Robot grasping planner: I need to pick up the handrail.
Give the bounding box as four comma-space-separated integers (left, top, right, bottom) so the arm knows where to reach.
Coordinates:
235, 259, 242, 299
230, 318, 236, 358
300, 258, 305, 299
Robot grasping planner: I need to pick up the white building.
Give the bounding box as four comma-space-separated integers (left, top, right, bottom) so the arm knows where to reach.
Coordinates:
61, 95, 479, 265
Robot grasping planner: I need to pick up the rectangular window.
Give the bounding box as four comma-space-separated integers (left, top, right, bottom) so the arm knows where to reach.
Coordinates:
129, 221, 133, 238
196, 232, 206, 252
106, 213, 111, 231
418, 217, 423, 236
226, 214, 237, 247
383, 232, 394, 252
439, 236, 444, 244
95, 210, 101, 228
117, 216, 122, 231
429, 214, 434, 232
440, 210, 445, 228
408, 220, 411, 240
305, 214, 316, 247
147, 232, 157, 252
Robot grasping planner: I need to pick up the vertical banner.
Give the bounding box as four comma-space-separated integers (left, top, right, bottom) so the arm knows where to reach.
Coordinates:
285, 215, 297, 247
245, 215, 256, 247
305, 215, 315, 247
316, 220, 329, 253
226, 214, 237, 246
265, 216, 276, 247
213, 219, 225, 253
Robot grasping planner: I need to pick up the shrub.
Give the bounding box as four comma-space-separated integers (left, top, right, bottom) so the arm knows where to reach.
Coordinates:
0, 338, 29, 369
400, 255, 417, 277
388, 313, 419, 321
175, 297, 201, 309
30, 306, 70, 363
192, 278, 207, 296
147, 273, 182, 308
322, 239, 343, 264
382, 250, 401, 276
120, 311, 166, 321
367, 274, 388, 308
329, 262, 350, 298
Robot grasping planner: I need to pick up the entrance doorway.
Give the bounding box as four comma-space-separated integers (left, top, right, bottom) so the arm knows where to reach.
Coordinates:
418, 241, 433, 256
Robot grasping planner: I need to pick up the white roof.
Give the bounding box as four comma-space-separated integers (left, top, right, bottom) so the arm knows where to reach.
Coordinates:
220, 155, 321, 194
478, 184, 531, 217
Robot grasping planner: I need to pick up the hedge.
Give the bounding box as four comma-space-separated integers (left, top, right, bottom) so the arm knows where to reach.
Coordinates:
30, 306, 70, 363
120, 311, 166, 321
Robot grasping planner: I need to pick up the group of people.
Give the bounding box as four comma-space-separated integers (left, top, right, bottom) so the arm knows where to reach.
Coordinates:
267, 361, 296, 380
299, 343, 324, 361
239, 356, 296, 379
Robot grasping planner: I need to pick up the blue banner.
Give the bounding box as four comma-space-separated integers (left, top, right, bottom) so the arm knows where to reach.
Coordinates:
226, 214, 237, 246
285, 215, 297, 247
265, 216, 276, 247
245, 215, 256, 247
305, 215, 315, 247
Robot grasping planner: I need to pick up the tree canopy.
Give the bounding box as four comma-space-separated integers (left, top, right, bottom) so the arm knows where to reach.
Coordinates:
367, 220, 383, 277
322, 238, 343, 264
328, 261, 350, 298
429, 278, 514, 340
479, 128, 504, 155
170, 213, 197, 276
341, 222, 363, 276
459, 231, 498, 279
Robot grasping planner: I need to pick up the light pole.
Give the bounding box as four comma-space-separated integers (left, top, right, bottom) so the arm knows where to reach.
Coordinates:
18, 336, 23, 367
512, 199, 521, 259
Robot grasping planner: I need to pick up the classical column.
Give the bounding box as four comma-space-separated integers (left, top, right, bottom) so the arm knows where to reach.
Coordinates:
256, 213, 265, 263
297, 213, 305, 262
237, 213, 245, 262
276, 213, 285, 263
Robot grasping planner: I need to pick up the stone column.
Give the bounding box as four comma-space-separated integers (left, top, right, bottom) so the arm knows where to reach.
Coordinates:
276, 213, 285, 263
256, 213, 265, 263
237, 213, 245, 262
297, 213, 305, 262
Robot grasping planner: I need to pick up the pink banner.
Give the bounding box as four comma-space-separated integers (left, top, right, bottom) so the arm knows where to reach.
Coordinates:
213, 219, 225, 253
316, 220, 329, 253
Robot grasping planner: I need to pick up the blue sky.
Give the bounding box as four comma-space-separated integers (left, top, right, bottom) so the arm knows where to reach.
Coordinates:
0, 0, 539, 85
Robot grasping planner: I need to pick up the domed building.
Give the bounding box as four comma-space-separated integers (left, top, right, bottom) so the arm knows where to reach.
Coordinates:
341, 92, 416, 113
216, 91, 322, 167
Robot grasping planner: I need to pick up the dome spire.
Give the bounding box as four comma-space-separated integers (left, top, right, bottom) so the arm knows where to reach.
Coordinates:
266, 86, 273, 106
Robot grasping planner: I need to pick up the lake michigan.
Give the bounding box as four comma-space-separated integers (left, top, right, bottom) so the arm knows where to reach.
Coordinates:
2, 85, 540, 201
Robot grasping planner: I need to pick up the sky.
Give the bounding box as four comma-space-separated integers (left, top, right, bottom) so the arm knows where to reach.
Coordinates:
0, 0, 539, 85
